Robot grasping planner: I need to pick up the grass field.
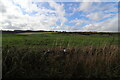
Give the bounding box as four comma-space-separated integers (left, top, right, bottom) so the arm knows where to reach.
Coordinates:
2, 32, 119, 47
2, 32, 120, 79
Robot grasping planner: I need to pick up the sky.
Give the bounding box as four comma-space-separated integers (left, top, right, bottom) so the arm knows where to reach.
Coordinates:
0, 0, 119, 32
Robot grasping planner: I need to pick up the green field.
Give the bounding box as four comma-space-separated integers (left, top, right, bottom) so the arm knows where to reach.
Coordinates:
2, 32, 119, 48
2, 32, 120, 79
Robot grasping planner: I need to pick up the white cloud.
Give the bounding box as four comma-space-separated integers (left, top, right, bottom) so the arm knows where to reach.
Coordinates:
0, 1, 118, 32
86, 12, 102, 21
70, 18, 89, 26
0, 0, 67, 30
82, 15, 118, 32
48, 1, 67, 27
13, 0, 36, 13
0, 1, 6, 13
70, 18, 83, 26
56, 26, 61, 29
64, 25, 75, 31
86, 12, 115, 21
75, 0, 118, 2
77, 2, 117, 20
72, 2, 118, 32
78, 2, 93, 12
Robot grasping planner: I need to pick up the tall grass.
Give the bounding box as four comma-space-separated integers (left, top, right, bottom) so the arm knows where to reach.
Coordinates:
2, 45, 120, 79
2, 33, 119, 79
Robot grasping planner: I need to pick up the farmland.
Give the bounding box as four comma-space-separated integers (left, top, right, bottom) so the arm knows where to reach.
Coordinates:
2, 31, 119, 48
2, 31, 120, 79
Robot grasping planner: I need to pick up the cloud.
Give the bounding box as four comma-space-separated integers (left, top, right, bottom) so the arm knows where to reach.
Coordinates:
70, 2, 118, 32
0, 0, 67, 30
48, 1, 67, 26
64, 25, 75, 31
75, 0, 118, 2
70, 18, 87, 26
82, 15, 118, 32
0, 1, 6, 13
78, 2, 93, 12
86, 12, 102, 21
77, 2, 117, 19
0, 1, 118, 32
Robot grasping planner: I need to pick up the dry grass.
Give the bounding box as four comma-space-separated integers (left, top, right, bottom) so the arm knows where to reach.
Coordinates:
2, 45, 120, 79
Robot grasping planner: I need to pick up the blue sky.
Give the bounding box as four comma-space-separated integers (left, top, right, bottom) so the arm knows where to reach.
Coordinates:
0, 0, 119, 32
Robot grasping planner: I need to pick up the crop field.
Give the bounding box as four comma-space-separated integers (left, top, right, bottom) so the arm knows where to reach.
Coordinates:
2, 31, 120, 79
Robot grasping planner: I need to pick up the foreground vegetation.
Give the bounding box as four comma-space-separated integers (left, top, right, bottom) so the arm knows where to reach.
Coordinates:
2, 32, 120, 79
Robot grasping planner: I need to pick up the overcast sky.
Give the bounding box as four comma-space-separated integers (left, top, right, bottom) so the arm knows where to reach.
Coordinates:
0, 0, 119, 32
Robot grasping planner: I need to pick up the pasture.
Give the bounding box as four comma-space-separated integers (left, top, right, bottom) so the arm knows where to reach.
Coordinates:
2, 32, 119, 48
2, 31, 120, 79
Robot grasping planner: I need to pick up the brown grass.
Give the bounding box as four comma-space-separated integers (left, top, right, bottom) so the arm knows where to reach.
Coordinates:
2, 45, 120, 79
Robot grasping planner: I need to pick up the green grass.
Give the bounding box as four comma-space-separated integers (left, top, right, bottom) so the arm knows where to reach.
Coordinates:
2, 32, 119, 48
